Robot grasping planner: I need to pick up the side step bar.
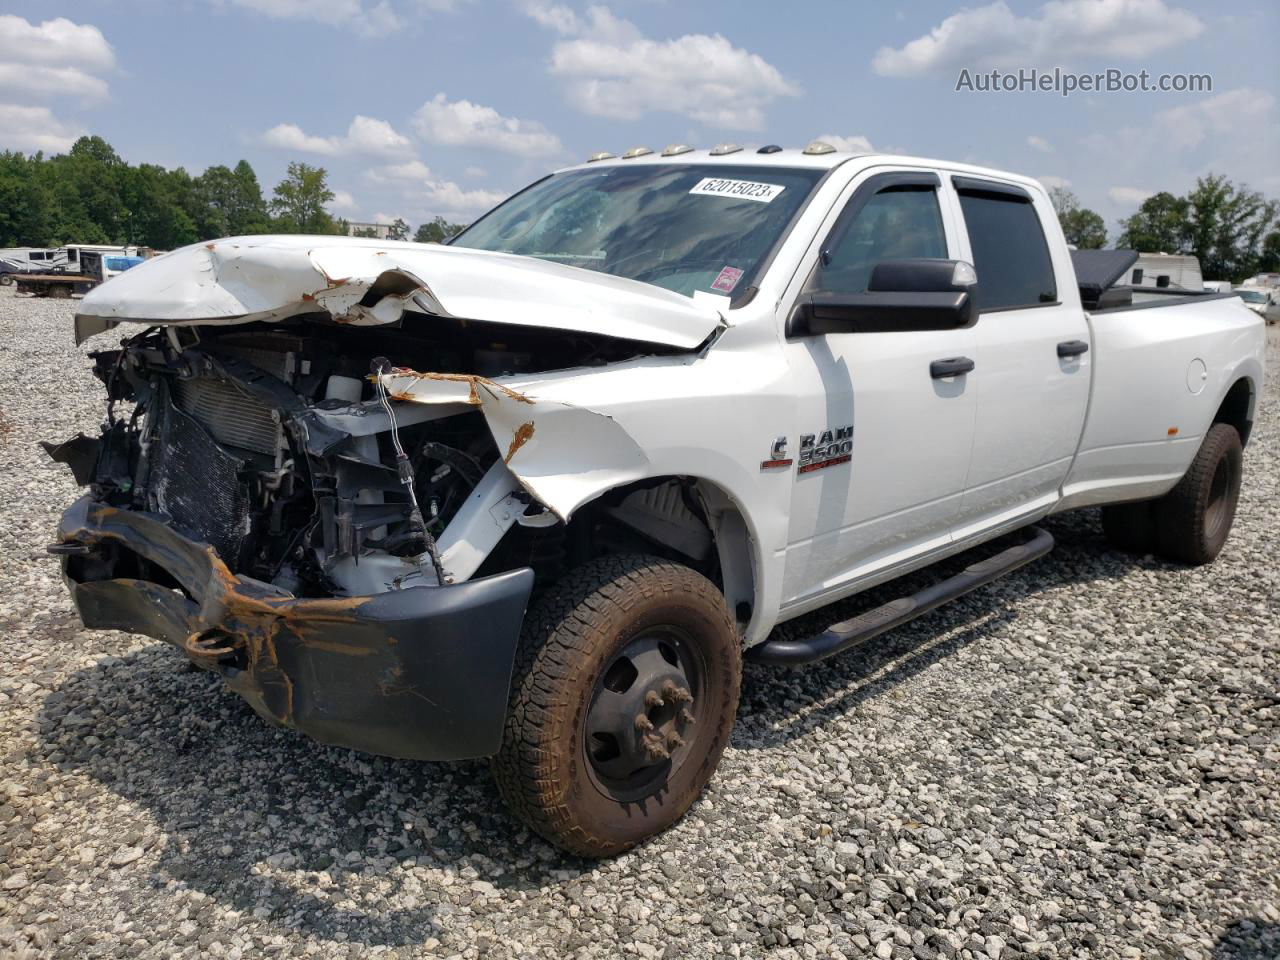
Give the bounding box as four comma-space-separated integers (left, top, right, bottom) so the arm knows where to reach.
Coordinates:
748, 526, 1055, 666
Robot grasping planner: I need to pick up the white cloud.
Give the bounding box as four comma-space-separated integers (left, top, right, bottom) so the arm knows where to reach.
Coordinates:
262, 123, 341, 155
1027, 135, 1053, 153
0, 63, 109, 103
413, 94, 563, 156
0, 15, 115, 107
815, 134, 874, 153
1152, 87, 1274, 151
371, 211, 406, 224
1039, 175, 1073, 190
227, 0, 362, 25
0, 15, 115, 71
344, 115, 413, 156
463, 166, 487, 178
1108, 186, 1154, 207
418, 180, 508, 217
329, 189, 357, 211
262, 115, 413, 157
366, 160, 433, 183
0, 104, 82, 152
223, 0, 473, 35
524, 2, 798, 130
873, 0, 1203, 76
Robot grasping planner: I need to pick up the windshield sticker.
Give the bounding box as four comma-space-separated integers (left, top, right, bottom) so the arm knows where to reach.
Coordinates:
689, 177, 785, 203
711, 265, 744, 293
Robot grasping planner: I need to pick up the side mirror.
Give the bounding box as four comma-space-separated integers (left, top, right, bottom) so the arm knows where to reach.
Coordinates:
788, 258, 979, 336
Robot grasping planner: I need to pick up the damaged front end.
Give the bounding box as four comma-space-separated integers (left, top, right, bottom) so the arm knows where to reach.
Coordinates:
47, 237, 724, 760
42, 319, 612, 760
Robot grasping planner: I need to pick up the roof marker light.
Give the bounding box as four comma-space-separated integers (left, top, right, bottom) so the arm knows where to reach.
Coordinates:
709, 143, 743, 156
802, 140, 837, 155
621, 146, 653, 159
757, 144, 782, 154
661, 143, 694, 157
587, 151, 616, 162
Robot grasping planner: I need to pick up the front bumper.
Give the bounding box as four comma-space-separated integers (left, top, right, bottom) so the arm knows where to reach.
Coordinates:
55, 496, 534, 761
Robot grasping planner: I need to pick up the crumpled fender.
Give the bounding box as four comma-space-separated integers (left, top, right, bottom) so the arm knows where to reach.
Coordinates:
379, 369, 650, 521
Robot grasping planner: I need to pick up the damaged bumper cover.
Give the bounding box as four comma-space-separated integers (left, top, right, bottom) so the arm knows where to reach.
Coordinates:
55, 496, 534, 761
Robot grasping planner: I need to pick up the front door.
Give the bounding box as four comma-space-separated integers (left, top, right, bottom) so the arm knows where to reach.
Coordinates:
780, 169, 978, 611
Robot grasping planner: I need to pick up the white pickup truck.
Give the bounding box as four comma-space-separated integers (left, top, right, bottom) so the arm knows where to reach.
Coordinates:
47, 143, 1265, 857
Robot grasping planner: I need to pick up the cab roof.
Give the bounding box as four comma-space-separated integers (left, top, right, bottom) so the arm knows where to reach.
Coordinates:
554, 145, 1046, 194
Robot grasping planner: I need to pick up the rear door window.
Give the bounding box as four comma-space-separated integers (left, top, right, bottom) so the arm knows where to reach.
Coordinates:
955, 183, 1056, 311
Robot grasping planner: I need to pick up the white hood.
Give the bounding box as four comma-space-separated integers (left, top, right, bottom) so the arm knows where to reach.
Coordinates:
74, 235, 725, 349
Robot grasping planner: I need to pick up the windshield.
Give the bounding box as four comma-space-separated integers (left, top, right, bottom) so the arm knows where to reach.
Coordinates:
1238, 289, 1266, 303
451, 164, 826, 298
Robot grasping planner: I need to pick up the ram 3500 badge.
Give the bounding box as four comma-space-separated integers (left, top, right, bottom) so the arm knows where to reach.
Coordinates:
46, 143, 1265, 857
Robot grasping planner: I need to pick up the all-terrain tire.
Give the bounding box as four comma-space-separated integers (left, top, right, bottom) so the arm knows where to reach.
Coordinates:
1101, 500, 1156, 555
492, 554, 741, 858
1152, 422, 1243, 565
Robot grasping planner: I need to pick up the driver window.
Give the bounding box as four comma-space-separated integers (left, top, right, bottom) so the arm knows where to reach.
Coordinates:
812, 186, 947, 294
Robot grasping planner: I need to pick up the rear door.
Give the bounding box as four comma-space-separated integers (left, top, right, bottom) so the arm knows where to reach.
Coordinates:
947, 175, 1091, 536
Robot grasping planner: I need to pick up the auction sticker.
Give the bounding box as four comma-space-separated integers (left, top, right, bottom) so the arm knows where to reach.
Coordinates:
711, 265, 744, 293
689, 177, 785, 203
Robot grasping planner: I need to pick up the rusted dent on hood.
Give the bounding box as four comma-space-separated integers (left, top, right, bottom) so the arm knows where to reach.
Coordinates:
504, 421, 535, 464
389, 368, 535, 406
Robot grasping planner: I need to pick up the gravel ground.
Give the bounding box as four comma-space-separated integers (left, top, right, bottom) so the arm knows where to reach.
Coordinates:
1, 284, 1277, 960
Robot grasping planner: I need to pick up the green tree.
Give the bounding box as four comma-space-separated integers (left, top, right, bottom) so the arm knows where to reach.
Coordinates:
0, 151, 53, 246
352, 225, 377, 238
1183, 174, 1279, 280
413, 215, 466, 243
1259, 230, 1280, 274
1048, 186, 1106, 249
269, 162, 338, 234
123, 163, 199, 249
1117, 192, 1193, 255
229, 160, 271, 235
387, 217, 410, 241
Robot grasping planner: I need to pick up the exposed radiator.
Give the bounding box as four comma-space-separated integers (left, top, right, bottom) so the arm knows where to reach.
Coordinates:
171, 376, 280, 455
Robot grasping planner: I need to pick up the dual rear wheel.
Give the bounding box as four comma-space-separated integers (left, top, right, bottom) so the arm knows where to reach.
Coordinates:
1102, 422, 1243, 564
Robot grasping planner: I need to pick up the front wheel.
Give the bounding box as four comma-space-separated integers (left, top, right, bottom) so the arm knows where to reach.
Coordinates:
493, 555, 741, 857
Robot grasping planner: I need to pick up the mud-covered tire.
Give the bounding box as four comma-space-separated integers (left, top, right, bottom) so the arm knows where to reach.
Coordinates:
492, 554, 741, 858
0, 274, 13, 286
1101, 500, 1156, 554
1152, 423, 1243, 565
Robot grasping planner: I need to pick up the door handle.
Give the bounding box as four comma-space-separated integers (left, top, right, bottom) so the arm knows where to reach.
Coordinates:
930, 356, 975, 379
1057, 339, 1089, 358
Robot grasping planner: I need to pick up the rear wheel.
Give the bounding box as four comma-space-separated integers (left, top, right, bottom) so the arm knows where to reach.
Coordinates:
1101, 500, 1156, 554
1152, 423, 1242, 565
493, 555, 741, 857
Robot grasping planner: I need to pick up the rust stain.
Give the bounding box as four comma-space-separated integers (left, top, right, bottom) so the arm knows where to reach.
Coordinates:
388, 369, 534, 405
504, 421, 535, 463
205, 243, 216, 251
301, 292, 315, 302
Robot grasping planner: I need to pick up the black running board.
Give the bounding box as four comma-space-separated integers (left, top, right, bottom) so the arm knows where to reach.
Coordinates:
748, 526, 1055, 666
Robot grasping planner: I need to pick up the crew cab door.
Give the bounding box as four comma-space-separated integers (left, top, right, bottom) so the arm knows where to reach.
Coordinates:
779, 169, 977, 612
946, 176, 1092, 536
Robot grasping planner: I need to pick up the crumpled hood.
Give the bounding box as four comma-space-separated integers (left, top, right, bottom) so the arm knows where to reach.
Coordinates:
74, 234, 725, 348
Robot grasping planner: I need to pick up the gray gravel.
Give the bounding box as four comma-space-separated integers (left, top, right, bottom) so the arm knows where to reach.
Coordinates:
1, 283, 1277, 960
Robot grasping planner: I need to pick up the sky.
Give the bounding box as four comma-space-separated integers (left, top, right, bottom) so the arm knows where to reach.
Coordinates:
1, 0, 1276, 237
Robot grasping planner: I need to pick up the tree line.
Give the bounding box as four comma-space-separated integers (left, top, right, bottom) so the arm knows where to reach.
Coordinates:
1051, 174, 1280, 281
0, 136, 467, 251
3, 136, 1277, 281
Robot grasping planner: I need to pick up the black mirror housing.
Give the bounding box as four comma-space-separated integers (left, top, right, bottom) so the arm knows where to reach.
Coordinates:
789, 258, 978, 336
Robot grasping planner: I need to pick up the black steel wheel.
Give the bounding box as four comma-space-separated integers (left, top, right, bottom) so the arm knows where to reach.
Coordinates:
493, 555, 741, 857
